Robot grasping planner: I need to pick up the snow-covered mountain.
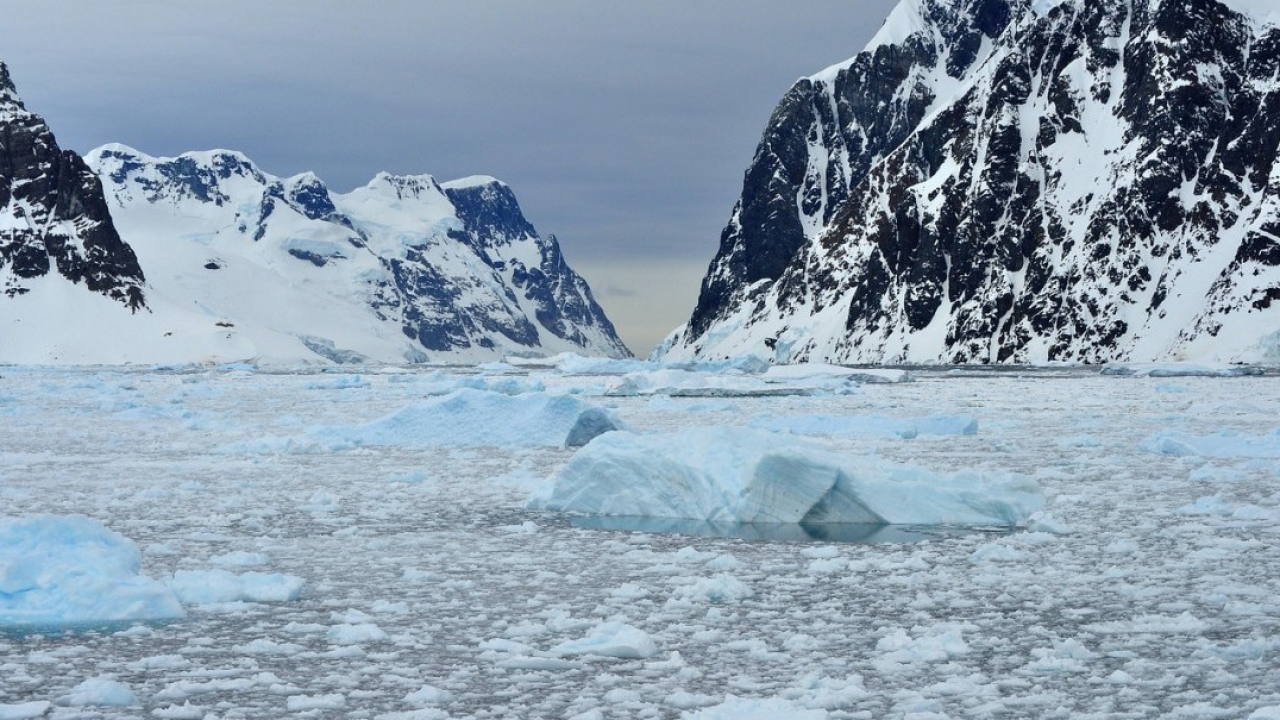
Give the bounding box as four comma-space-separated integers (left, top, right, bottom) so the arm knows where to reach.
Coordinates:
0, 61, 146, 316
658, 0, 1280, 364
79, 145, 628, 364
1, 56, 628, 364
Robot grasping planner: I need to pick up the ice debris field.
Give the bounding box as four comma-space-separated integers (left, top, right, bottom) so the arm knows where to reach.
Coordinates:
1, 357, 1277, 719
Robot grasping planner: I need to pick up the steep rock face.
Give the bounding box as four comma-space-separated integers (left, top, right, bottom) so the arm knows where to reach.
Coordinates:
665, 0, 1280, 364
0, 60, 145, 311
81, 146, 629, 363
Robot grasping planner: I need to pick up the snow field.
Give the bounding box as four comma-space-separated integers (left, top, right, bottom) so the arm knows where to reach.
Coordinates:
0, 364, 1276, 718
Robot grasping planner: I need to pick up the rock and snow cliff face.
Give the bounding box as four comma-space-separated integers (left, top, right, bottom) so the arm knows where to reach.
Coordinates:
0, 61, 146, 314
0, 57, 628, 364
660, 0, 1280, 364
78, 146, 629, 363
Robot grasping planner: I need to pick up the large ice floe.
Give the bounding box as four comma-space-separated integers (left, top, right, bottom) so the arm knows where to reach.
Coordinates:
529, 427, 1044, 526
0, 515, 185, 629
307, 389, 624, 448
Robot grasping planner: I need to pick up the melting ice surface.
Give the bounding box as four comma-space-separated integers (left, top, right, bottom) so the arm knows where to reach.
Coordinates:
0, 362, 1277, 719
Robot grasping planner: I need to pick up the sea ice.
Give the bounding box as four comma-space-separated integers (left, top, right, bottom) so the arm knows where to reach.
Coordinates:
529, 428, 1043, 526
53, 677, 138, 707
309, 389, 624, 448
0, 515, 185, 628
0, 702, 52, 720
548, 621, 659, 659
1101, 363, 1264, 377
605, 369, 807, 397
166, 570, 304, 604
684, 696, 830, 720
753, 413, 977, 439
1139, 427, 1280, 458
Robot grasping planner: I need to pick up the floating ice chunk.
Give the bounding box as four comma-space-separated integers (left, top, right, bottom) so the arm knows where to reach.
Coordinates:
404, 685, 452, 705
494, 656, 582, 670
1140, 428, 1280, 458
672, 575, 754, 603
665, 691, 720, 709
0, 514, 185, 628
1020, 638, 1099, 674
150, 702, 206, 719
329, 623, 390, 644
235, 638, 305, 654
753, 414, 977, 439
1101, 363, 1264, 377
529, 428, 1043, 527
287, 694, 345, 711
968, 543, 1026, 563
782, 673, 871, 710
876, 625, 970, 664
683, 696, 829, 720
1026, 512, 1073, 535
208, 550, 270, 566
549, 620, 659, 659
166, 570, 304, 604
0, 702, 52, 719
1085, 612, 1209, 634
1177, 495, 1236, 516
309, 389, 625, 448
54, 677, 139, 706
1248, 707, 1280, 720
763, 363, 911, 384
606, 369, 820, 397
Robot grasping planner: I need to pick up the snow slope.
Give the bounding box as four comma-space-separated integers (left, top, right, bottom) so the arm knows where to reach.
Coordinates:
63, 144, 629, 365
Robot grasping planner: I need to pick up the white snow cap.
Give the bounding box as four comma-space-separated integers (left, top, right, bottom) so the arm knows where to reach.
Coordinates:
441, 174, 506, 189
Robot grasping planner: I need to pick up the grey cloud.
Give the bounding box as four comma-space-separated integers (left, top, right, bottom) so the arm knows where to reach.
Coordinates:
1, 0, 900, 353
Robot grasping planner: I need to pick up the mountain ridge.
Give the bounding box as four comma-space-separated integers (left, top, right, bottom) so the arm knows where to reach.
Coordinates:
659, 0, 1280, 364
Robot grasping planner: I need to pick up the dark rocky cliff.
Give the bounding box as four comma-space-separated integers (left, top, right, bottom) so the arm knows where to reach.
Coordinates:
0, 60, 145, 310
667, 0, 1279, 363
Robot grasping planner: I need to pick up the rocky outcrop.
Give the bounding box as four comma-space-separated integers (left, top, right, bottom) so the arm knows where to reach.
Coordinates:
663, 0, 1280, 364
0, 60, 145, 310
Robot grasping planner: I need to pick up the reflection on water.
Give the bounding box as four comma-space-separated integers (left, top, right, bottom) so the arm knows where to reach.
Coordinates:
568, 516, 1009, 544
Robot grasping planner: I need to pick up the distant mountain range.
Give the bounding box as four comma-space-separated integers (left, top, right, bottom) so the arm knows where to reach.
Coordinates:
658, 0, 1279, 364
0, 59, 628, 364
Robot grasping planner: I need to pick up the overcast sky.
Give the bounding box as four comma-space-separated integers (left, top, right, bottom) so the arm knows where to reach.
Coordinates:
1, 1, 899, 355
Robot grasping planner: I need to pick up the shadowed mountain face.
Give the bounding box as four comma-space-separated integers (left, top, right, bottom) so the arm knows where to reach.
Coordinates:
664, 0, 1279, 364
0, 60, 146, 311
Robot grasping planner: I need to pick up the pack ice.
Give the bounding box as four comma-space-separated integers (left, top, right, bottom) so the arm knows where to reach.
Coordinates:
308, 389, 624, 448
0, 515, 185, 628
529, 427, 1044, 526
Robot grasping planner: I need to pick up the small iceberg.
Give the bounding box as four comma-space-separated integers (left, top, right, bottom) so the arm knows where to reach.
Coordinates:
309, 388, 625, 448
0, 515, 185, 630
529, 427, 1043, 527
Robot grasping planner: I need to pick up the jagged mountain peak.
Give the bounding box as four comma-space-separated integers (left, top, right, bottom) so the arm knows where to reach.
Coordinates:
0, 59, 146, 314
0, 60, 25, 111
70, 143, 630, 363
441, 174, 506, 190
362, 172, 446, 200
661, 0, 1280, 364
